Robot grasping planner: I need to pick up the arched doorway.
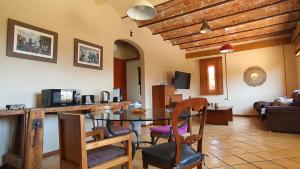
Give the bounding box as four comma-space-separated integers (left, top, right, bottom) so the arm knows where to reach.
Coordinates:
113, 39, 145, 106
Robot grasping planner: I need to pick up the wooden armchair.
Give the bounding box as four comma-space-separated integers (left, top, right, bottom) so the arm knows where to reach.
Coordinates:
142, 98, 208, 169
58, 113, 132, 169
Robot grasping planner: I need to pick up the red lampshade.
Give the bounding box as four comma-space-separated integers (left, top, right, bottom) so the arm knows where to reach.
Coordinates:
220, 43, 234, 54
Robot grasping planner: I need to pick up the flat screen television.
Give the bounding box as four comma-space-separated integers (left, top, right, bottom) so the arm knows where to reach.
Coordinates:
174, 71, 191, 89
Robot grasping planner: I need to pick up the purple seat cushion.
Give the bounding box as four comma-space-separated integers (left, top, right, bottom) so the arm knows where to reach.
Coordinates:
94, 126, 131, 138
150, 123, 188, 135
87, 145, 125, 168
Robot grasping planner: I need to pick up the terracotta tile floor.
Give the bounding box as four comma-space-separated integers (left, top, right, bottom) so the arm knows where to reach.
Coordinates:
43, 117, 300, 169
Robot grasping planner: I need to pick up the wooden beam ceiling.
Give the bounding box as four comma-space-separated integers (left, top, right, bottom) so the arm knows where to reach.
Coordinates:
152, 0, 286, 35
138, 0, 234, 28
131, 0, 299, 52
172, 11, 300, 45
181, 22, 296, 50
185, 37, 292, 58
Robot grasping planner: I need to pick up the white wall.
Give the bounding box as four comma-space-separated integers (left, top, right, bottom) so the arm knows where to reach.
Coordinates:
0, 0, 193, 164
126, 60, 142, 102
193, 45, 298, 115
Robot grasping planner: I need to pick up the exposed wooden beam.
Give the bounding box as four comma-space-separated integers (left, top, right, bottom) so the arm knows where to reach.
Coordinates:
180, 23, 296, 50
173, 13, 300, 45
138, 0, 234, 28
183, 30, 293, 51
155, 0, 288, 36
185, 37, 292, 59
165, 9, 299, 41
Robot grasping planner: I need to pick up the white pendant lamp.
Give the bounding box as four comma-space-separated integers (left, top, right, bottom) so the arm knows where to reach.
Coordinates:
200, 19, 212, 34
127, 0, 157, 21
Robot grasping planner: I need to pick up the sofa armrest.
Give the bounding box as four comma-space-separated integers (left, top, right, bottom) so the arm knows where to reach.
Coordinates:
266, 106, 300, 134
266, 106, 300, 114
253, 101, 272, 112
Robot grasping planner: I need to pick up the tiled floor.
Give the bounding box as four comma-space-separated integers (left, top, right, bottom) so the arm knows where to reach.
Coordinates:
43, 117, 300, 169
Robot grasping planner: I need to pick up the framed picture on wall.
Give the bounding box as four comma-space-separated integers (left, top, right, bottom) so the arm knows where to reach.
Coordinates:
6, 18, 58, 63
74, 38, 103, 70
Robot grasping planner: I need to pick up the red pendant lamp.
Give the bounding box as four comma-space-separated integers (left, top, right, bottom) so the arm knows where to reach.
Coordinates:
220, 43, 234, 54
220, 28, 234, 53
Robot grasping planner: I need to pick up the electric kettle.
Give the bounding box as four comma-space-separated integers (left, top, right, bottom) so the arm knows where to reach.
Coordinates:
101, 91, 110, 103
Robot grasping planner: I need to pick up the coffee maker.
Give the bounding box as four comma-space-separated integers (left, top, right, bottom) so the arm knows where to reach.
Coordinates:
100, 91, 110, 103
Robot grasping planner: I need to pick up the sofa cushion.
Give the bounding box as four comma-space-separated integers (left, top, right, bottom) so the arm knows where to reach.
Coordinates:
292, 90, 300, 106
273, 97, 293, 106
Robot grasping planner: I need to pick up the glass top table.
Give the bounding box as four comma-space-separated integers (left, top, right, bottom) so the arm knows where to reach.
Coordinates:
85, 108, 202, 155
86, 108, 200, 122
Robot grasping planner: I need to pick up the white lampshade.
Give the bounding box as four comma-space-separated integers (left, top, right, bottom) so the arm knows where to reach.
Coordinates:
200, 19, 212, 34
127, 0, 157, 20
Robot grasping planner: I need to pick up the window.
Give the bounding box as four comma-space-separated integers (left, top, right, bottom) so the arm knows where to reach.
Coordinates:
208, 65, 216, 90
199, 57, 223, 95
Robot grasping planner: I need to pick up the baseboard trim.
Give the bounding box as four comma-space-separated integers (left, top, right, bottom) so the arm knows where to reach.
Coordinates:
43, 150, 59, 158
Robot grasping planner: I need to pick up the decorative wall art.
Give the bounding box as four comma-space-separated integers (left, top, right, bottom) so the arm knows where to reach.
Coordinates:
74, 38, 103, 70
6, 19, 58, 63
243, 66, 267, 87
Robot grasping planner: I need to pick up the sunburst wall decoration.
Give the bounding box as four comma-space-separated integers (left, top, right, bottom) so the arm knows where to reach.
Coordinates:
243, 66, 267, 87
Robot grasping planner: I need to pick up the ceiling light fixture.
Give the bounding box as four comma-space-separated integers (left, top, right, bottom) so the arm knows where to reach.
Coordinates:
127, 0, 157, 21
220, 28, 234, 53
220, 43, 234, 54
200, 19, 212, 34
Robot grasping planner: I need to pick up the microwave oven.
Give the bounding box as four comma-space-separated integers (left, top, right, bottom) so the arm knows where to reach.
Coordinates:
41, 89, 81, 107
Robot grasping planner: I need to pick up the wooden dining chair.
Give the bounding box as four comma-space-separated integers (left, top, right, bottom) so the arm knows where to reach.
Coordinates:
150, 98, 193, 145
58, 113, 132, 169
142, 98, 208, 169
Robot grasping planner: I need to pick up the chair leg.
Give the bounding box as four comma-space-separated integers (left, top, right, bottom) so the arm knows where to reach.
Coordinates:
151, 135, 155, 145
124, 161, 132, 169
143, 161, 148, 169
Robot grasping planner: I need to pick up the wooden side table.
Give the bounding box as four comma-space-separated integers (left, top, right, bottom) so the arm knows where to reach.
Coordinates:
206, 106, 233, 125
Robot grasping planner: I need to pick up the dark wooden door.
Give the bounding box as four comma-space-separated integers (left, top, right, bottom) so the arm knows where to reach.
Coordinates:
114, 58, 127, 100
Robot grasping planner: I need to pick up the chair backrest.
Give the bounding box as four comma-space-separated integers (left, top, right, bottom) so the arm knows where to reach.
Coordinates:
171, 98, 208, 165
58, 113, 88, 169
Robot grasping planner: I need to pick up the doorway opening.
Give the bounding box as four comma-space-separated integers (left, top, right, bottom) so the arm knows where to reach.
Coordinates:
113, 39, 144, 105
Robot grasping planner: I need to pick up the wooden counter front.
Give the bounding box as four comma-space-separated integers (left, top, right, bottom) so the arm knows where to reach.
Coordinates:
0, 101, 131, 169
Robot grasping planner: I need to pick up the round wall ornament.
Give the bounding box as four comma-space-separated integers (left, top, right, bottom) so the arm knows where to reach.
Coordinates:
243, 66, 267, 87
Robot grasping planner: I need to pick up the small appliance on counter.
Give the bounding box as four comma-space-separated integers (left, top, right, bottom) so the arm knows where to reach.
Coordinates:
41, 89, 81, 107
6, 104, 26, 110
82, 95, 95, 105
100, 91, 110, 103
113, 88, 122, 102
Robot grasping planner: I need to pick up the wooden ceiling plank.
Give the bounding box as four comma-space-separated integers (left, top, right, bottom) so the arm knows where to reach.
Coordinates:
185, 31, 292, 51
165, 8, 299, 41
184, 30, 293, 50
163, 0, 297, 40
137, 0, 233, 28
153, 0, 286, 35
179, 21, 297, 49
172, 11, 300, 45
185, 37, 292, 59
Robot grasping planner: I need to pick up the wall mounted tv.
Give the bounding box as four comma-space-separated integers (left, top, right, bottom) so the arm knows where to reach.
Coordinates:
173, 71, 191, 89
